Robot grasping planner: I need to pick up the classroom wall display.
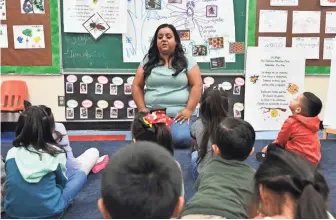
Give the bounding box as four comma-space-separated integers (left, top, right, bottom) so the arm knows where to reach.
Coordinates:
64, 74, 245, 121
63, 0, 127, 34
247, 0, 336, 75
60, 0, 246, 73
323, 37, 336, 129
123, 0, 238, 64
1, 0, 60, 74
244, 47, 305, 131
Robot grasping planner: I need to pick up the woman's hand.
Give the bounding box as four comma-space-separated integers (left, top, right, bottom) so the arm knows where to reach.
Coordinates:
140, 107, 150, 113
174, 108, 192, 124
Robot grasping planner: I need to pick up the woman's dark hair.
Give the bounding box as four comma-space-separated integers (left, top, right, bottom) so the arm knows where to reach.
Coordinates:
131, 112, 174, 156
143, 23, 187, 79
250, 150, 329, 219
197, 86, 229, 164
13, 105, 65, 159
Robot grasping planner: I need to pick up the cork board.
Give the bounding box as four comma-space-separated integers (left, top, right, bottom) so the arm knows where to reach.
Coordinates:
248, 0, 336, 75
1, 0, 60, 74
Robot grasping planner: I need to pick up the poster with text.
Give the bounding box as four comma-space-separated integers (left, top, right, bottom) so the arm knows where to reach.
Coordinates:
244, 47, 305, 131
323, 38, 336, 128
63, 0, 127, 34
122, 0, 236, 63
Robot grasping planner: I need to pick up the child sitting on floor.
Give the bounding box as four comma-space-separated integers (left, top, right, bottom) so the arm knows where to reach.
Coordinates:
131, 108, 184, 196
24, 102, 108, 174
4, 105, 87, 218
180, 118, 256, 219
190, 85, 229, 180
257, 92, 323, 165
98, 141, 184, 219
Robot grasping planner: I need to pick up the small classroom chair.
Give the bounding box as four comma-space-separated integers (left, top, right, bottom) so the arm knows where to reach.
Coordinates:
1, 80, 28, 112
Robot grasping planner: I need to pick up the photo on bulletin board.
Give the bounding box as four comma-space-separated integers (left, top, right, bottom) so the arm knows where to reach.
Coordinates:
1, 0, 61, 74
247, 0, 336, 75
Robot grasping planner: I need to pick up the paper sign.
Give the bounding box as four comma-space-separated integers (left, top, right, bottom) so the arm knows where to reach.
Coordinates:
0, 0, 6, 20
292, 11, 321, 34
292, 37, 320, 59
245, 47, 305, 131
270, 0, 298, 6
0, 24, 8, 48
326, 12, 336, 34
323, 38, 335, 60
13, 25, 45, 49
258, 37, 286, 48
321, 0, 336, 6
63, 0, 127, 34
259, 10, 288, 33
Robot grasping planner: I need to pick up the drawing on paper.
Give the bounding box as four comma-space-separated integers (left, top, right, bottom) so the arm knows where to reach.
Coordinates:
123, 0, 236, 62
287, 83, 299, 95
249, 75, 259, 84
146, 0, 161, 9
261, 107, 287, 121
206, 5, 217, 17
83, 12, 110, 40
0, 0, 6, 20
13, 25, 45, 49
166, 1, 208, 33
21, 0, 45, 14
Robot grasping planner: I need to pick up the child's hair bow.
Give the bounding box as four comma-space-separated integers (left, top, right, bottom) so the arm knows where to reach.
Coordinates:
143, 110, 174, 128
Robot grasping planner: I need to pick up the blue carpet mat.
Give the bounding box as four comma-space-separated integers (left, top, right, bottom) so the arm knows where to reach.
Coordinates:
1, 140, 336, 218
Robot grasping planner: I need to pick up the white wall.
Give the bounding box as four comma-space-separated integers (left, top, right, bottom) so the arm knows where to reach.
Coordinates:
1, 75, 65, 122
1, 74, 330, 122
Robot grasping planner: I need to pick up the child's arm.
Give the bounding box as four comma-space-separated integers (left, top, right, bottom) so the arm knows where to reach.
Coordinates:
273, 119, 292, 147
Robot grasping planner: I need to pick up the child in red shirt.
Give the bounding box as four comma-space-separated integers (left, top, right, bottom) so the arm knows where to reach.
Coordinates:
257, 92, 322, 165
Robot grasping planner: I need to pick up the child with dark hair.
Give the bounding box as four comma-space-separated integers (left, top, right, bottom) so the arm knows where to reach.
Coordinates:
258, 92, 323, 165
190, 86, 229, 180
250, 150, 330, 219
4, 105, 87, 218
180, 118, 256, 219
98, 141, 184, 219
131, 108, 184, 195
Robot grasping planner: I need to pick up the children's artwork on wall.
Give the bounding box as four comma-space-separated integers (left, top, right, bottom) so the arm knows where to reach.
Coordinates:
229, 42, 245, 54
21, 0, 45, 14
321, 0, 336, 6
13, 25, 45, 49
82, 12, 110, 40
0, 24, 8, 48
177, 30, 190, 41
0, 0, 6, 20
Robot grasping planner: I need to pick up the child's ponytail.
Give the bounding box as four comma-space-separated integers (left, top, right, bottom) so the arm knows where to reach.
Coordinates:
296, 184, 328, 219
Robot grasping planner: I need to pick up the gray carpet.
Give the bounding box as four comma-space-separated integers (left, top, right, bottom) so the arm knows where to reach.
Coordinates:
1, 140, 336, 219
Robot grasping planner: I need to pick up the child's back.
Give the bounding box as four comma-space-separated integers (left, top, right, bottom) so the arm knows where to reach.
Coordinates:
5, 146, 66, 218
181, 118, 256, 219
182, 157, 255, 218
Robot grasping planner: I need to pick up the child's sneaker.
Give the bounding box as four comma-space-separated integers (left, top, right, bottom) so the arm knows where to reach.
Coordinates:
92, 155, 109, 173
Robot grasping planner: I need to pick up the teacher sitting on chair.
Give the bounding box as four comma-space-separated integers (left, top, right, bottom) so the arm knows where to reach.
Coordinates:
132, 23, 202, 148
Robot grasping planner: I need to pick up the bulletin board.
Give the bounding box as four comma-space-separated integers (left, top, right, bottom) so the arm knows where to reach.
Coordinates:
247, 0, 336, 75
61, 0, 247, 73
1, 0, 60, 75
64, 74, 245, 121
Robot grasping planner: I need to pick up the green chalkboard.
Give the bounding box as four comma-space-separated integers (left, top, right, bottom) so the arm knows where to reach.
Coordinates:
61, 0, 246, 73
